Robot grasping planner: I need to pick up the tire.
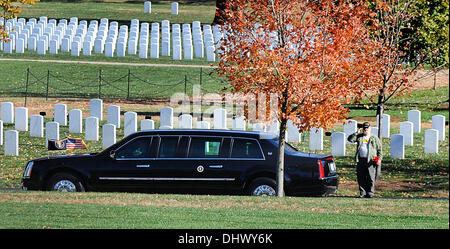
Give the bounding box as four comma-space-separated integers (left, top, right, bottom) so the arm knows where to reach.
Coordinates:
246, 177, 278, 196
46, 173, 85, 192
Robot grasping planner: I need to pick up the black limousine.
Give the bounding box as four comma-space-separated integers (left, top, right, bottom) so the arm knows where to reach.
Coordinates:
22, 129, 338, 196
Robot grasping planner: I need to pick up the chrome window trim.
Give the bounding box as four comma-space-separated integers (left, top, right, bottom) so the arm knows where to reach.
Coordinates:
99, 177, 235, 181
113, 134, 266, 161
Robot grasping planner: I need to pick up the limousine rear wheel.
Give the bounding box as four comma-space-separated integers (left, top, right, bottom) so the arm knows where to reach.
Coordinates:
247, 177, 277, 196
47, 173, 85, 192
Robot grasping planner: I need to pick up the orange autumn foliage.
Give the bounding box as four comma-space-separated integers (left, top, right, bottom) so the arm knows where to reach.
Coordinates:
217, 0, 380, 133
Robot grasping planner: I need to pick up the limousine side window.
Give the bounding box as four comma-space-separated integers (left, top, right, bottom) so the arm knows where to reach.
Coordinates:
116, 137, 152, 158
231, 138, 263, 159
158, 136, 179, 158
188, 137, 222, 158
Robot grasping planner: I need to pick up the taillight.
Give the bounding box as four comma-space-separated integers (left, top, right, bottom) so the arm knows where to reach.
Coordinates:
318, 160, 325, 179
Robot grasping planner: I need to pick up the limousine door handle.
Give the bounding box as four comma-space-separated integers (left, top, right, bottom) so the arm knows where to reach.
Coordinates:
136, 164, 150, 168
209, 165, 223, 169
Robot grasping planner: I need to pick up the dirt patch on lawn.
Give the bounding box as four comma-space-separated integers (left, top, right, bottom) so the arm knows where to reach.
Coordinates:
413, 70, 449, 90
340, 179, 423, 192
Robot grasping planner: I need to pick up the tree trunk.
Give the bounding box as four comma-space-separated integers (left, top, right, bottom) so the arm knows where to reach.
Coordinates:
276, 89, 289, 197
212, 0, 227, 25
375, 87, 385, 180
277, 118, 287, 197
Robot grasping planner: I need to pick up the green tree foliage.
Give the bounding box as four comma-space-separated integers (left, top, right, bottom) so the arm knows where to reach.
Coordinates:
402, 0, 449, 67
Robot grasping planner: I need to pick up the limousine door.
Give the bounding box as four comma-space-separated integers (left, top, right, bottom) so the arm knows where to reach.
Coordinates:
148, 136, 240, 193
95, 136, 158, 191
184, 136, 239, 191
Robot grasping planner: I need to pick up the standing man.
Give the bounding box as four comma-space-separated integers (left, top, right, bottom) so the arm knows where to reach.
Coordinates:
347, 122, 382, 198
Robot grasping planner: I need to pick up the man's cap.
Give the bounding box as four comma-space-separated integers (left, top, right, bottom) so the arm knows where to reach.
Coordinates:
362, 122, 370, 128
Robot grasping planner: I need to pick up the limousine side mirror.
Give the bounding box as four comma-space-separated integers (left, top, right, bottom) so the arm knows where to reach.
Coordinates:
109, 150, 116, 159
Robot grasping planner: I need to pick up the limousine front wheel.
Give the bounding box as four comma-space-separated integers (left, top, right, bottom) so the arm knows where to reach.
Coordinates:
247, 177, 277, 196
47, 173, 85, 192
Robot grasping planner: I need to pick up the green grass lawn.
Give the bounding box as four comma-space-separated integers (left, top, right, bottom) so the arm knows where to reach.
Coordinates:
21, 0, 216, 25
0, 60, 224, 100
0, 191, 448, 229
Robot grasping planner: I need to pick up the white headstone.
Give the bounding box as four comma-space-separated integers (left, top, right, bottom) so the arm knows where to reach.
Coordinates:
90, 99, 103, 121
431, 115, 445, 141
71, 41, 80, 56
69, 109, 83, 133
390, 134, 404, 159
28, 36, 37, 51
377, 114, 390, 138
141, 119, 155, 131
116, 42, 126, 57
144, 1, 152, 13
286, 119, 300, 143
424, 129, 439, 154
139, 43, 148, 58
94, 39, 104, 53
54, 103, 67, 126
4, 130, 19, 156
46, 121, 60, 146
309, 127, 323, 151
206, 45, 215, 62
172, 43, 182, 60
183, 43, 193, 60
213, 108, 227, 129
232, 116, 246, 131
30, 115, 44, 137
179, 114, 193, 129
343, 119, 357, 144
14, 107, 28, 131
399, 121, 413, 146
61, 37, 70, 52
150, 42, 159, 58
85, 116, 99, 141
160, 107, 173, 129
1, 102, 14, 123
16, 38, 25, 53
331, 132, 346, 156
105, 42, 114, 57
102, 124, 116, 149
171, 2, 179, 15
407, 110, 421, 133
107, 105, 120, 128
37, 39, 46, 55
124, 111, 137, 137
49, 39, 58, 54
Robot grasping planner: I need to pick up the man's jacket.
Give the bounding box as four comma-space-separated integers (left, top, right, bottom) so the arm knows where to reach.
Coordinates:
347, 132, 382, 163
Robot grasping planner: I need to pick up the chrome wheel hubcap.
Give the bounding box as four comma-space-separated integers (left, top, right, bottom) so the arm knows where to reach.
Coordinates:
252, 185, 276, 196
53, 180, 77, 192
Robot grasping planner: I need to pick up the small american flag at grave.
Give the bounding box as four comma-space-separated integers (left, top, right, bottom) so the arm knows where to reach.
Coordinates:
48, 137, 87, 150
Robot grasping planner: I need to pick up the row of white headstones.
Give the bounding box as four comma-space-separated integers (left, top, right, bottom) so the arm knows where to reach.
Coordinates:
0, 100, 446, 157
0, 15, 222, 61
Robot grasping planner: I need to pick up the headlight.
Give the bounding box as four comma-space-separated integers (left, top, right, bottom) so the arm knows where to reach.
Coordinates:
23, 161, 34, 179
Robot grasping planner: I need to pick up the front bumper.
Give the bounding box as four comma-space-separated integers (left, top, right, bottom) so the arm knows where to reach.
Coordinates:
22, 178, 41, 191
